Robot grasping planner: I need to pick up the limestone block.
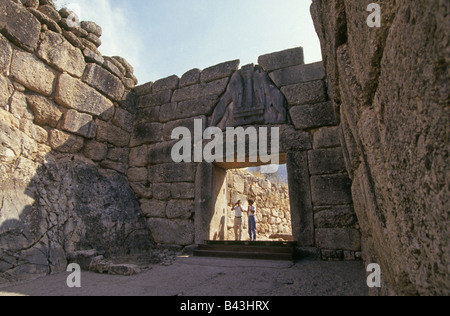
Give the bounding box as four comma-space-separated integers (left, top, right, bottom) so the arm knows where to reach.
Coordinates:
313, 126, 341, 149
62, 110, 96, 139
287, 151, 314, 246
147, 140, 178, 164
83, 140, 108, 161
103, 59, 123, 79
99, 160, 127, 174
129, 145, 148, 167
152, 183, 172, 200
200, 59, 240, 83
132, 122, 163, 146
310, 174, 353, 206
38, 5, 61, 23
85, 33, 102, 48
179, 68, 200, 87
316, 228, 361, 251
308, 147, 347, 175
96, 119, 130, 147
170, 183, 195, 199
19, 119, 48, 144
49, 129, 84, 153
134, 106, 161, 124
0, 76, 12, 110
177, 95, 218, 119
55, 74, 114, 117
10, 51, 56, 96
67, 249, 98, 271
133, 81, 153, 96
10, 91, 32, 119
162, 115, 206, 141
112, 108, 133, 133
0, 34, 12, 74
148, 163, 197, 183
107, 147, 129, 163
147, 218, 195, 245
269, 61, 326, 87
22, 0, 39, 9
166, 200, 194, 219
233, 175, 245, 193
108, 264, 141, 276
171, 78, 229, 103
82, 63, 125, 101
258, 47, 304, 72
28, 8, 62, 34
160, 96, 219, 123
130, 183, 152, 199
80, 21, 102, 37
314, 206, 358, 229
158, 102, 178, 123
138, 90, 172, 108
152, 75, 179, 93
37, 31, 85, 77
27, 95, 62, 128
279, 125, 312, 152
128, 167, 148, 183
111, 56, 134, 77
0, 0, 41, 51
281, 80, 328, 106
289, 102, 337, 130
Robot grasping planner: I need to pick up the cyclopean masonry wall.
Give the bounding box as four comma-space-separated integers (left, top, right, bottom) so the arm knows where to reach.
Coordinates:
311, 0, 449, 295
0, 0, 362, 286
0, 0, 151, 285
131, 47, 361, 261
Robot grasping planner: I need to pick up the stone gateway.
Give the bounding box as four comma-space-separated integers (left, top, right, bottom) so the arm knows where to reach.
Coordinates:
0, 0, 448, 296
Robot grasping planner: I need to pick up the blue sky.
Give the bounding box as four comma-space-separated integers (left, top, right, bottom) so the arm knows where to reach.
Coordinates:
55, 0, 322, 85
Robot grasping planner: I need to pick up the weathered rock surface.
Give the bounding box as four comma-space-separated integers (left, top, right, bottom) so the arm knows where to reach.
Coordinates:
0, 154, 153, 285
311, 0, 449, 295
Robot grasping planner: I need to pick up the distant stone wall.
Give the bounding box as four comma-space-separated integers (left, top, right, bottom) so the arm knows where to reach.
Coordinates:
225, 169, 292, 240
0, 0, 151, 286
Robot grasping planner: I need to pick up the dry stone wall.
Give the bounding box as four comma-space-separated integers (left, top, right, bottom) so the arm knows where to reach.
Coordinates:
0, 0, 151, 286
225, 169, 292, 241
311, 0, 449, 295
1, 0, 369, 286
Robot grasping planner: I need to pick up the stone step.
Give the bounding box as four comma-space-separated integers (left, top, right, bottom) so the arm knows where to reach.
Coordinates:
205, 240, 296, 247
194, 240, 297, 261
194, 249, 295, 261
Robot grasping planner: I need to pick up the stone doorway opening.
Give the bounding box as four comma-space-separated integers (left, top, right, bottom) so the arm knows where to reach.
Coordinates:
209, 164, 293, 242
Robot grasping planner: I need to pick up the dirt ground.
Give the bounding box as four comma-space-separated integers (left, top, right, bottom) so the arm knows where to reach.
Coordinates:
0, 256, 368, 296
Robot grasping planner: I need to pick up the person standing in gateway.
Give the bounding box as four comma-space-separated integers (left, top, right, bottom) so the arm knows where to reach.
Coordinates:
247, 200, 257, 241
232, 200, 243, 241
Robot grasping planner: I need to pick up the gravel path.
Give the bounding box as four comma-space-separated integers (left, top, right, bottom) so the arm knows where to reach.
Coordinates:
0, 256, 368, 296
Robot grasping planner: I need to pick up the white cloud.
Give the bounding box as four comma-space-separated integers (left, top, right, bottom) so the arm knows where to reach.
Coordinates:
55, 0, 144, 83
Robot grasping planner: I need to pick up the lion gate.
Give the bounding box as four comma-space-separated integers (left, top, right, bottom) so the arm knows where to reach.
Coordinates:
130, 47, 361, 260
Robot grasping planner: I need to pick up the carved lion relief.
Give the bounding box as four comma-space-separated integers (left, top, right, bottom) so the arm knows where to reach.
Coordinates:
211, 64, 288, 129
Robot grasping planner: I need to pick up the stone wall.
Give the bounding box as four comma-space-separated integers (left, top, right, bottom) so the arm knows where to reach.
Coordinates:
225, 169, 292, 241
0, 0, 151, 285
311, 0, 449, 295
133, 46, 361, 261
0, 0, 373, 286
